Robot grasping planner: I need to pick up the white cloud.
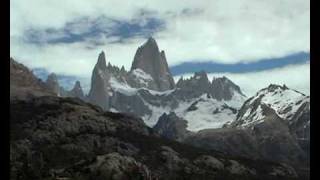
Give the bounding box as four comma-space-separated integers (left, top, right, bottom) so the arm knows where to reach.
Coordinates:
155, 0, 309, 65
10, 0, 310, 77
10, 37, 99, 77
174, 62, 310, 97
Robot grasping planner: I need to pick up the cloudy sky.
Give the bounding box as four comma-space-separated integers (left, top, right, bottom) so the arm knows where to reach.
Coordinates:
10, 0, 310, 96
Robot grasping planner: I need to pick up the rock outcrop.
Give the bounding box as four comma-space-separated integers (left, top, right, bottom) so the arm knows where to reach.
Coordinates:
153, 112, 192, 142
88, 51, 111, 110
176, 71, 212, 99
130, 37, 175, 91
211, 76, 246, 101
69, 81, 85, 100
45, 73, 61, 96
176, 72, 246, 101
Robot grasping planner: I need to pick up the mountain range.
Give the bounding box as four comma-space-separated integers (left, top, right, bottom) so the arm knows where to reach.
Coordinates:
10, 37, 310, 179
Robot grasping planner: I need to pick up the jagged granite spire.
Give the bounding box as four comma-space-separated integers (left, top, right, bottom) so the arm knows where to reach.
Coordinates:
176, 71, 245, 101
96, 51, 107, 70
70, 81, 85, 100
176, 70, 211, 97
88, 51, 111, 110
153, 112, 191, 142
130, 37, 175, 91
46, 73, 60, 96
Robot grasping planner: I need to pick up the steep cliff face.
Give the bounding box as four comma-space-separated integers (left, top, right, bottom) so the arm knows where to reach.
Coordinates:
153, 112, 193, 142
88, 51, 111, 110
69, 81, 85, 100
176, 71, 212, 98
130, 37, 175, 91
211, 76, 246, 101
45, 73, 61, 96
176, 72, 246, 102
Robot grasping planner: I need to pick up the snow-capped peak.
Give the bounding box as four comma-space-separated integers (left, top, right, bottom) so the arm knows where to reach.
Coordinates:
251, 84, 307, 120
233, 84, 309, 128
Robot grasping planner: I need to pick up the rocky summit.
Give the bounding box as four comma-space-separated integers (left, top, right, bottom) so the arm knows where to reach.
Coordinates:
86, 39, 177, 111
211, 76, 246, 101
88, 51, 112, 110
153, 112, 193, 142
69, 81, 85, 100
45, 73, 61, 96
176, 71, 246, 101
131, 37, 175, 91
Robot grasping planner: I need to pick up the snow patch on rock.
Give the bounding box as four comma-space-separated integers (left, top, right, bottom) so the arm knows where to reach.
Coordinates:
240, 105, 266, 128
174, 94, 241, 131
249, 86, 308, 122
131, 68, 154, 86
109, 77, 138, 96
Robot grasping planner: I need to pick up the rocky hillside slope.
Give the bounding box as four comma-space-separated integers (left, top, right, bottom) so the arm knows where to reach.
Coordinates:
10, 58, 54, 99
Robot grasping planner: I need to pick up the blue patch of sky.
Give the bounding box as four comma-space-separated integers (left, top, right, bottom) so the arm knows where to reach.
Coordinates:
170, 52, 310, 76
23, 13, 165, 45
